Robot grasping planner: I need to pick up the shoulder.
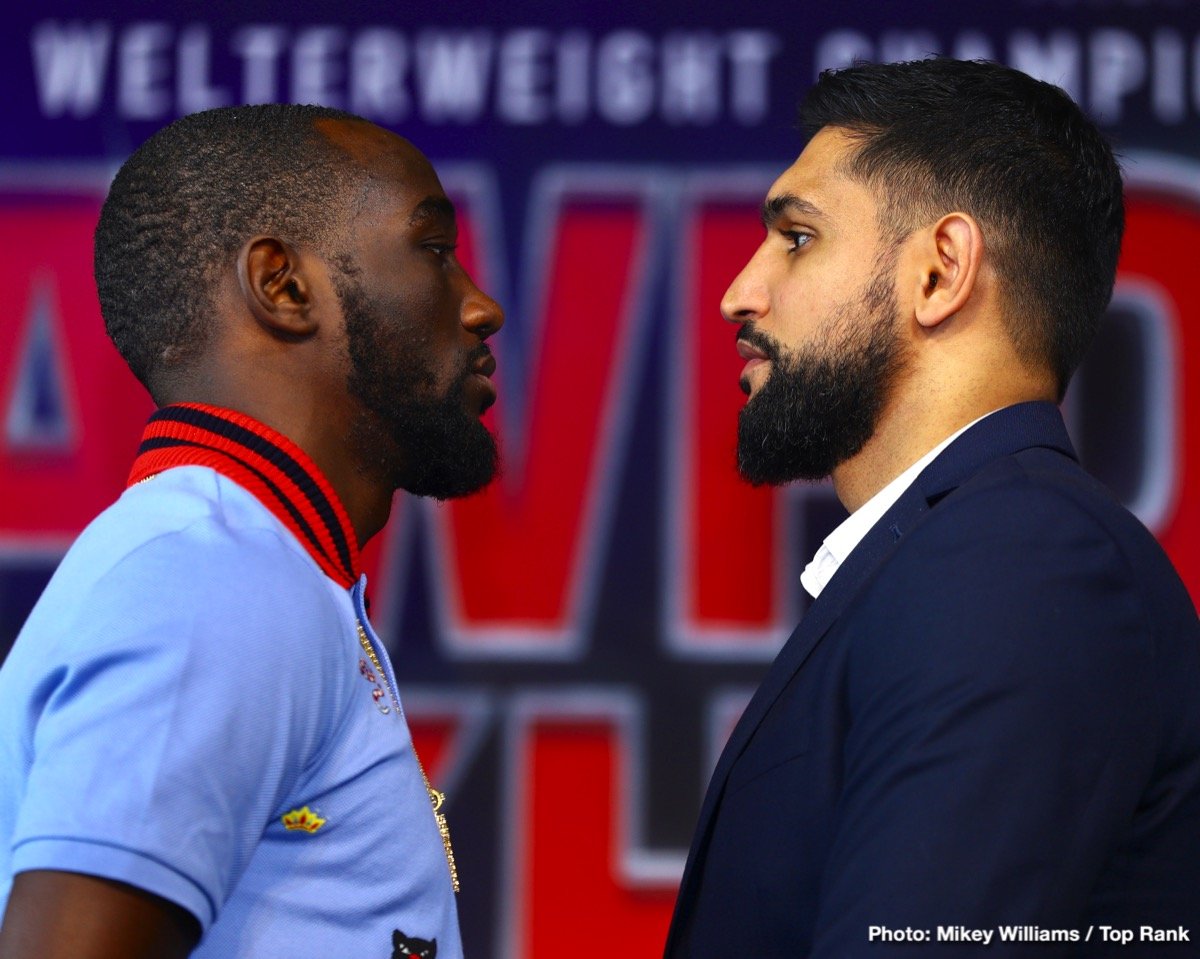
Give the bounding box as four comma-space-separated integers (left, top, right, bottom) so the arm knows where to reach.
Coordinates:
59, 468, 343, 630
846, 453, 1179, 696
24, 468, 352, 705
910, 446, 1186, 604
2, 471, 364, 930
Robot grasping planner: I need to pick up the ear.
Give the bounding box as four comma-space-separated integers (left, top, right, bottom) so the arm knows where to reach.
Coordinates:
910, 212, 983, 330
237, 236, 319, 339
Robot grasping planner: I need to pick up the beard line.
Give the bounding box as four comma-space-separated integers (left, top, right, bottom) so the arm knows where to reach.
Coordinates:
736, 264, 908, 486
335, 269, 499, 500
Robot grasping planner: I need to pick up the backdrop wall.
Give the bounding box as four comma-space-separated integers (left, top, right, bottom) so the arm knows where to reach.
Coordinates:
2, 2, 1198, 956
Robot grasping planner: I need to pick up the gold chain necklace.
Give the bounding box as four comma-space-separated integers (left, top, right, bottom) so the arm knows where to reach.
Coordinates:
356, 622, 460, 894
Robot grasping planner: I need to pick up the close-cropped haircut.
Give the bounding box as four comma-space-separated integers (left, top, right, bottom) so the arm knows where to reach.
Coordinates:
94, 103, 368, 397
801, 58, 1124, 398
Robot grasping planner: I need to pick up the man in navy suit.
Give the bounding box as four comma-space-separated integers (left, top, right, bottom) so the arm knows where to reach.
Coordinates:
665, 58, 1200, 957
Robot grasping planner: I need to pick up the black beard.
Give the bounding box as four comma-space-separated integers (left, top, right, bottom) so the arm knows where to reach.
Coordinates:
736, 267, 908, 486
336, 272, 499, 500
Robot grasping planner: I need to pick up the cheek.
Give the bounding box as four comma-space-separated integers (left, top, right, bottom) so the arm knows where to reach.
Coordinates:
429, 354, 466, 393
768, 281, 823, 353
769, 267, 865, 353
417, 330, 473, 397
361, 277, 469, 381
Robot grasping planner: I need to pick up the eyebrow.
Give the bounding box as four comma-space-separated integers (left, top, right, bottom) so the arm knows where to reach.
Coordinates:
760, 193, 825, 228
408, 195, 457, 227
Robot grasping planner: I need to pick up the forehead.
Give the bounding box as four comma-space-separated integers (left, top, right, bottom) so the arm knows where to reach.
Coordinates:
316, 118, 447, 216
766, 126, 879, 226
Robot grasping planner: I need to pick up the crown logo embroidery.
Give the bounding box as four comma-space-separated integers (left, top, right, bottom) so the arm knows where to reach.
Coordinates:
282, 806, 327, 833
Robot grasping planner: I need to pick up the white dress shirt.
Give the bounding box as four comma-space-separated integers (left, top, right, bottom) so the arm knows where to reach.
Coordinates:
800, 411, 999, 599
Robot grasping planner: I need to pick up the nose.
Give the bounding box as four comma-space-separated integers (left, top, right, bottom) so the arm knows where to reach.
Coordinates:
720, 242, 770, 326
460, 276, 505, 340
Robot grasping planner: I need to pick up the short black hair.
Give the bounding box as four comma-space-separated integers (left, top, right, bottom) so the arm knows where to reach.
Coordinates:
94, 103, 369, 398
801, 58, 1124, 398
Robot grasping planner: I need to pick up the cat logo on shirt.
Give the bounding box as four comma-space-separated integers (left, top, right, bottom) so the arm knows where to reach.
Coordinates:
392, 930, 436, 957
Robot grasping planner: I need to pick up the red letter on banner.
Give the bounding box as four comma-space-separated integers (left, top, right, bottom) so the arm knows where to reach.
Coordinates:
1121, 164, 1200, 603
0, 187, 152, 550
502, 694, 678, 959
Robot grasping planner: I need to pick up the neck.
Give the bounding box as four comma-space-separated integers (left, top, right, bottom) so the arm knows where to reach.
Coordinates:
831, 404, 986, 513
831, 371, 1054, 514
160, 302, 397, 549
316, 446, 395, 548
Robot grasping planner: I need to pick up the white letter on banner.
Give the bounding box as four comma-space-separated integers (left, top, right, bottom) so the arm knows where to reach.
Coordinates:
556, 31, 590, 123
292, 27, 346, 108
350, 29, 409, 122
498, 29, 552, 124
416, 31, 494, 123
231, 25, 286, 105
1009, 30, 1083, 103
31, 20, 112, 118
596, 31, 654, 125
1090, 29, 1146, 124
814, 30, 872, 76
727, 30, 778, 124
661, 32, 721, 125
178, 25, 229, 114
117, 22, 172, 120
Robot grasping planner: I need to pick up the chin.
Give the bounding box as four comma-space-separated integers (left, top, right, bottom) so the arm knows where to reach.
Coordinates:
397, 422, 500, 500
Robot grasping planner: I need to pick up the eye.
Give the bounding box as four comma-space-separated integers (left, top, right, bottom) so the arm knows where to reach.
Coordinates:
424, 242, 458, 256
781, 229, 812, 253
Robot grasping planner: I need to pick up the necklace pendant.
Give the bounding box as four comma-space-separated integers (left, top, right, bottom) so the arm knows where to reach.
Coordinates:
357, 620, 460, 893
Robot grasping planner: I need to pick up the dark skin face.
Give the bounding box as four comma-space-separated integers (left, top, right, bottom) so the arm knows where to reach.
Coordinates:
326, 119, 501, 415
275, 117, 504, 544
161, 118, 503, 545
328, 122, 503, 503
0, 120, 503, 959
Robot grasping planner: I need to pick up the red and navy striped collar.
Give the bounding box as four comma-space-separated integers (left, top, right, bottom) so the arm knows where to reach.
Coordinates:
127, 403, 361, 589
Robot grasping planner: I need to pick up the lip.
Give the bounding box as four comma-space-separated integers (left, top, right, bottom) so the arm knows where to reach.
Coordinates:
736, 336, 769, 394
473, 353, 497, 379
469, 353, 497, 411
735, 338, 768, 362
738, 359, 767, 397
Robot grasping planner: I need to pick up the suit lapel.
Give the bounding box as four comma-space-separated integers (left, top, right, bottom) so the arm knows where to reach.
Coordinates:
665, 483, 930, 955
668, 402, 1078, 948
687, 479, 931, 840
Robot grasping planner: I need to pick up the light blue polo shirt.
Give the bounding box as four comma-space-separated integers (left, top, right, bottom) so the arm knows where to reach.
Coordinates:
0, 466, 461, 957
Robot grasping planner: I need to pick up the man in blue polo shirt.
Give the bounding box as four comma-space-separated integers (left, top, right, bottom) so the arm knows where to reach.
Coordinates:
0, 104, 503, 958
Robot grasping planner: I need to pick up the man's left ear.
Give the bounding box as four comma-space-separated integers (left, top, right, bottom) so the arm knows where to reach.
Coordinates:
238, 236, 321, 339
911, 212, 983, 329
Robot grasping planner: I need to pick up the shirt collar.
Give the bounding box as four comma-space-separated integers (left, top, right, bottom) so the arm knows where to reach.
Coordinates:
800, 409, 1000, 599
127, 403, 362, 589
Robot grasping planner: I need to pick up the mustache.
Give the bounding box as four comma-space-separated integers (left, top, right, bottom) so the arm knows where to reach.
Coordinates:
451, 342, 494, 388
735, 325, 784, 364
470, 343, 493, 364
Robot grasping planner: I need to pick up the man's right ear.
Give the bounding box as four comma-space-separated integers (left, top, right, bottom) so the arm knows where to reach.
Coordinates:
911, 211, 983, 331
238, 236, 319, 339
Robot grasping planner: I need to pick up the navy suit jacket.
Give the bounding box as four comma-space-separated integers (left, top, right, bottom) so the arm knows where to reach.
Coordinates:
665, 402, 1200, 957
